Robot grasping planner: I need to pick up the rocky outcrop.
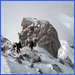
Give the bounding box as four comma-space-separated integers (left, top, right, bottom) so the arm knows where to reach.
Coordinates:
18, 17, 60, 58
52, 64, 63, 73
69, 44, 74, 49
1, 36, 12, 52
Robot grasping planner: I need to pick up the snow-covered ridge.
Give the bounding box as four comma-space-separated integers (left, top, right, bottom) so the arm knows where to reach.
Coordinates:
1, 40, 74, 74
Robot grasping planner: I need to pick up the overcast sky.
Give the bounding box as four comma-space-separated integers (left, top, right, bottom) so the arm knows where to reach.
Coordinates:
1, 1, 74, 43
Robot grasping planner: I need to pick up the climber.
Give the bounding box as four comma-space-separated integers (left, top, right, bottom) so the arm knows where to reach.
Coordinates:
29, 39, 35, 51
33, 34, 38, 46
16, 41, 22, 53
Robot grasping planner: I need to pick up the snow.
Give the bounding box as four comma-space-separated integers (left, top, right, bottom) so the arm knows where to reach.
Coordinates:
1, 41, 74, 74
58, 40, 74, 64
1, 55, 11, 74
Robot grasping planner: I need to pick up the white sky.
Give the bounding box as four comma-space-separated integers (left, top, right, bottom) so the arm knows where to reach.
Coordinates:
1, 1, 74, 43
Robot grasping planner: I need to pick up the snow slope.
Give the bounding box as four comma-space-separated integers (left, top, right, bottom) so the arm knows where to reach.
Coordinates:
1, 41, 74, 74
58, 40, 74, 64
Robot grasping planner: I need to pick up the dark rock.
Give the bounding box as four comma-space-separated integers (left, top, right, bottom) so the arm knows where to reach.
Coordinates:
52, 64, 63, 73
1, 47, 5, 53
18, 17, 60, 58
70, 64, 74, 69
31, 63, 34, 68
59, 59, 64, 65
19, 55, 24, 60
38, 69, 43, 74
65, 56, 74, 69
38, 57, 41, 62
33, 56, 41, 63
69, 44, 74, 48
16, 57, 22, 64
23, 54, 30, 59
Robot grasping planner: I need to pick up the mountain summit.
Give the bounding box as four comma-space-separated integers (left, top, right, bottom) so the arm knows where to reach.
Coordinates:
18, 17, 60, 58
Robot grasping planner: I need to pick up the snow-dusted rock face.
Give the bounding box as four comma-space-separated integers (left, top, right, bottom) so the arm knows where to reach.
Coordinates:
18, 17, 60, 58
1, 36, 12, 50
